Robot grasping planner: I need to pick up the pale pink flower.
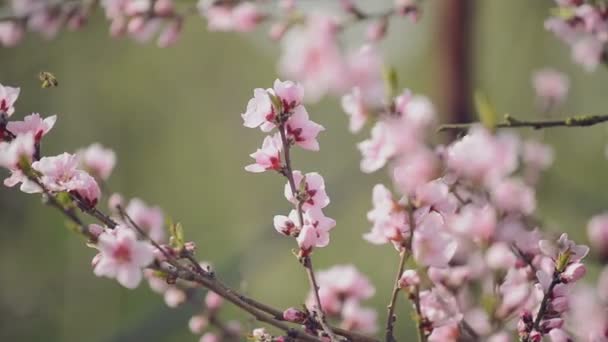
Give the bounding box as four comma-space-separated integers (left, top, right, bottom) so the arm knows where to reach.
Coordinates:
273, 79, 304, 112
485, 242, 517, 270
344, 45, 384, 104
284, 171, 329, 210
93, 225, 155, 289
284, 106, 324, 151
449, 204, 496, 242
532, 68, 569, 106
446, 126, 519, 186
523, 140, 554, 171
428, 323, 460, 342
562, 262, 586, 283
189, 315, 208, 334
399, 269, 420, 288
397, 93, 437, 131
157, 20, 182, 48
364, 184, 409, 244
490, 178, 536, 215
125, 198, 165, 243
414, 179, 458, 217
245, 134, 282, 173
572, 37, 603, 72
0, 132, 34, 169
311, 265, 375, 315
0, 22, 25, 47
242, 88, 276, 131
358, 122, 395, 173
164, 287, 186, 308
366, 19, 387, 42
419, 287, 463, 327
205, 291, 223, 312
201, 4, 233, 31
77, 143, 117, 180
273, 214, 296, 236
340, 300, 378, 334
392, 147, 440, 196
199, 332, 219, 342
283, 307, 306, 323
231, 2, 264, 32
279, 14, 346, 102
341, 87, 369, 133
71, 171, 102, 207
412, 212, 457, 267
548, 329, 572, 342
295, 207, 336, 252
587, 213, 608, 257
153, 0, 174, 16
0, 82, 20, 116
7, 113, 56, 142
538, 233, 589, 263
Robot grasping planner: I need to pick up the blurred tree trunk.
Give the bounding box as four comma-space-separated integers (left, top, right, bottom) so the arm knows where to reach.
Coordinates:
437, 0, 475, 141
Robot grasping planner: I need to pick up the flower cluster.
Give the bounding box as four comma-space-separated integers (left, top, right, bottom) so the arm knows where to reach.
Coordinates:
242, 79, 334, 257
545, 0, 608, 71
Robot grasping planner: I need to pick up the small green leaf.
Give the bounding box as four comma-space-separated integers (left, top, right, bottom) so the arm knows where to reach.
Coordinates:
169, 222, 185, 250
549, 7, 575, 19
267, 91, 283, 114
474, 91, 498, 132
382, 65, 398, 100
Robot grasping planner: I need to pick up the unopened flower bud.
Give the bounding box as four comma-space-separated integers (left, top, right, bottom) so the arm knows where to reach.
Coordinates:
399, 269, 420, 288
205, 291, 223, 312
189, 315, 208, 334
283, 307, 306, 323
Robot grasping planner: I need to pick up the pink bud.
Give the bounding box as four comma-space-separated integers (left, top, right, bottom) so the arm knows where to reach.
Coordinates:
398, 269, 420, 288
188, 315, 208, 334
157, 20, 182, 48
549, 296, 569, 313
529, 331, 542, 342
205, 291, 223, 311
108, 193, 124, 210
283, 307, 306, 323
541, 318, 564, 331
164, 287, 186, 308
88, 224, 105, 238
366, 19, 388, 42
561, 262, 586, 283
127, 16, 147, 34
200, 332, 219, 342
154, 0, 174, 16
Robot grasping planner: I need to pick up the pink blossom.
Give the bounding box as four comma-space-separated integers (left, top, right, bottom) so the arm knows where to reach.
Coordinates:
205, 291, 223, 312
538, 233, 589, 263
295, 207, 336, 253
358, 122, 395, 173
485, 242, 517, 270
157, 20, 182, 48
125, 198, 165, 243
201, 2, 263, 33
532, 68, 569, 106
0, 82, 20, 116
341, 88, 369, 133
412, 212, 457, 267
273, 79, 304, 112
344, 45, 384, 103
309, 265, 375, 315
449, 204, 497, 242
32, 152, 80, 191
93, 225, 155, 289
419, 287, 463, 327
366, 19, 387, 42
490, 178, 536, 215
587, 213, 608, 257
396, 93, 437, 131
0, 22, 25, 47
523, 140, 554, 171
7, 113, 56, 142
77, 143, 117, 180
283, 307, 306, 323
0, 132, 34, 169
242, 88, 275, 131
428, 324, 460, 342
572, 37, 603, 72
364, 184, 411, 245
414, 179, 458, 217
446, 126, 519, 186
399, 269, 420, 288
284, 171, 329, 210
284, 106, 324, 151
392, 147, 440, 196
71, 172, 102, 207
548, 329, 572, 342
561, 262, 586, 283
340, 300, 378, 334
199, 332, 219, 342
164, 287, 186, 308
245, 134, 282, 173
231, 2, 264, 32
279, 14, 346, 102
189, 315, 208, 334
273, 213, 296, 236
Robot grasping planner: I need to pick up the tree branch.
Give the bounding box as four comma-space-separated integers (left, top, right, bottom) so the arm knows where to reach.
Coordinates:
384, 248, 409, 342
438, 114, 608, 132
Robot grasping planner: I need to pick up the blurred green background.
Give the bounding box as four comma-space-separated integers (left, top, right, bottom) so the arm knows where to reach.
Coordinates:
1, 0, 608, 341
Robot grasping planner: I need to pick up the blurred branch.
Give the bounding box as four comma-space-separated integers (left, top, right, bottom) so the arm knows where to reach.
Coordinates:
437, 113, 608, 132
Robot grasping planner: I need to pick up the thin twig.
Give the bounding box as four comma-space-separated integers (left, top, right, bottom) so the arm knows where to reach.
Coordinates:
438, 114, 608, 132
385, 248, 409, 342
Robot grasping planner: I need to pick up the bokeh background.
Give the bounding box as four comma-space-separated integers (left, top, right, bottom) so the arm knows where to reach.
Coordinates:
2, 0, 608, 341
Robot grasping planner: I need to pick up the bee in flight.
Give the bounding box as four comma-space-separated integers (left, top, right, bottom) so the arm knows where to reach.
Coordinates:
39, 71, 59, 88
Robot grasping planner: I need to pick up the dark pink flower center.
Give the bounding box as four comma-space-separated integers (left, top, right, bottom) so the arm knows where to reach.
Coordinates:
0, 99, 7, 112
113, 243, 132, 263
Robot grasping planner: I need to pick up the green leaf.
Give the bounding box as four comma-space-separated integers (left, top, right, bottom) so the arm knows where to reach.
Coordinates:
382, 65, 398, 100
474, 91, 498, 132
267, 91, 283, 114
169, 222, 185, 250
